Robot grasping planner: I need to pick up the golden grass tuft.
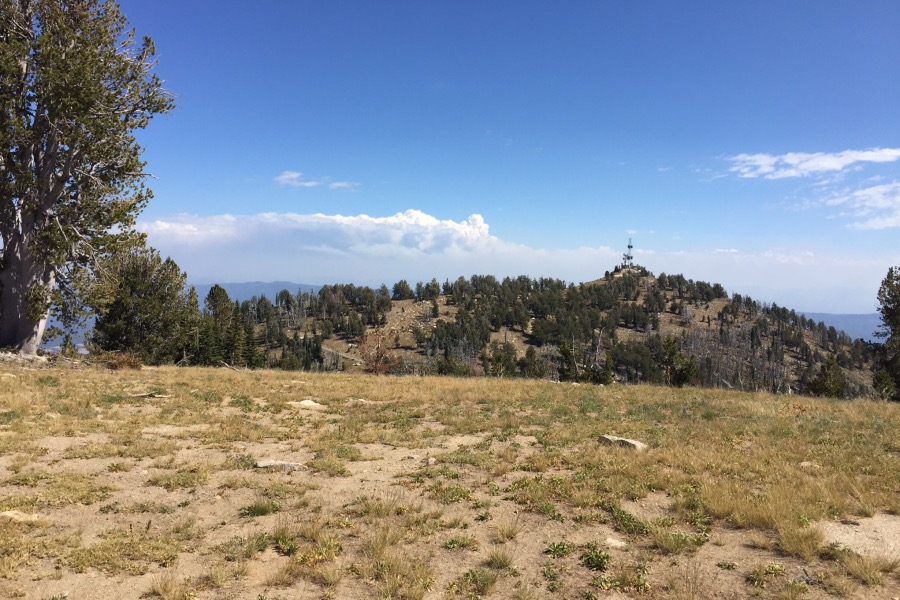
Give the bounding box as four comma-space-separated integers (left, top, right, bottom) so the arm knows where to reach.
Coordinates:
840, 552, 899, 586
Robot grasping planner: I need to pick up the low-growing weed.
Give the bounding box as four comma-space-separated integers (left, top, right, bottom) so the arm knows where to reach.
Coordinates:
239, 498, 281, 517
580, 542, 610, 571
544, 541, 573, 558
444, 535, 478, 550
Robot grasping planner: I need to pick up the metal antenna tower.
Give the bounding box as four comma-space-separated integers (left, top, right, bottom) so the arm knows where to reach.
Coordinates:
622, 238, 634, 268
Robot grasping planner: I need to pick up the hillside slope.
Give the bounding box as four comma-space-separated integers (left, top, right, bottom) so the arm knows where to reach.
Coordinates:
245, 267, 877, 399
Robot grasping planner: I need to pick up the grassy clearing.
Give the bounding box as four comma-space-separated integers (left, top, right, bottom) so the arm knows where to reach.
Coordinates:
1, 364, 899, 598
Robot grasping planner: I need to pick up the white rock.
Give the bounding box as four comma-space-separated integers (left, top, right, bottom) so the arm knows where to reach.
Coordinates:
0, 510, 41, 522
605, 536, 627, 548
297, 399, 325, 409
255, 459, 306, 472
599, 434, 648, 452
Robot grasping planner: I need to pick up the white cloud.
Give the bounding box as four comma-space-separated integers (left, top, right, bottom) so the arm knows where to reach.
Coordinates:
328, 181, 360, 190
274, 171, 358, 190
138, 209, 887, 313
139, 209, 621, 286
729, 148, 900, 179
644, 248, 885, 313
823, 182, 900, 229
274, 171, 320, 188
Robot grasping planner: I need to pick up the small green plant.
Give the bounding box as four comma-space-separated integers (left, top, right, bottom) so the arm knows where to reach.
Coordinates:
229, 395, 255, 412
543, 563, 563, 592
591, 562, 651, 593
270, 521, 298, 556
146, 465, 209, 491
780, 580, 810, 599
746, 562, 785, 588
444, 535, 478, 550
450, 568, 498, 597
216, 533, 269, 562
307, 453, 350, 477
651, 529, 709, 554
716, 560, 736, 570
544, 541, 573, 558
602, 501, 647, 535
222, 453, 257, 470
431, 482, 474, 504
37, 375, 61, 387
580, 543, 610, 571
239, 499, 281, 517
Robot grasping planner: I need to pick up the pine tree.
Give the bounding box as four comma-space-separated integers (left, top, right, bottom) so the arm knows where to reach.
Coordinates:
90, 246, 188, 364
226, 301, 246, 366
243, 320, 261, 368
876, 266, 900, 400
0, 0, 173, 354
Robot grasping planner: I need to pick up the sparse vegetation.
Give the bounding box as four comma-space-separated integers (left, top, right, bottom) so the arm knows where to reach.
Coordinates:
1, 364, 898, 598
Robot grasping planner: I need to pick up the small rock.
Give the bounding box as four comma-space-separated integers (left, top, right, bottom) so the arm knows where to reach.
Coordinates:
426, 456, 437, 466
297, 399, 325, 409
255, 459, 306, 472
599, 434, 648, 452
0, 510, 41, 522
605, 536, 627, 549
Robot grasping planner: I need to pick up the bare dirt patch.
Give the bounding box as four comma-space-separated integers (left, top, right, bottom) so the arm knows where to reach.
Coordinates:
1, 365, 899, 599
821, 513, 900, 560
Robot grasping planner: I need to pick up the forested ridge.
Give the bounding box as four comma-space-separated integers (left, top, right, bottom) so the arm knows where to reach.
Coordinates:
76, 257, 884, 400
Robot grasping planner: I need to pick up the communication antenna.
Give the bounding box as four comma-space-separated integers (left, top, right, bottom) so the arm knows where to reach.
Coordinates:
622, 238, 634, 268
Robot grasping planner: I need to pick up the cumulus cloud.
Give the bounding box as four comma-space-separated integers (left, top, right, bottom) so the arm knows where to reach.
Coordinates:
138, 209, 886, 313
138, 209, 625, 290
729, 148, 900, 179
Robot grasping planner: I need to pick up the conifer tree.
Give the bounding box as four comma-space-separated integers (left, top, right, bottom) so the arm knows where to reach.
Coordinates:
875, 266, 900, 400
226, 301, 245, 366
243, 319, 261, 368
90, 246, 188, 364
0, 0, 173, 354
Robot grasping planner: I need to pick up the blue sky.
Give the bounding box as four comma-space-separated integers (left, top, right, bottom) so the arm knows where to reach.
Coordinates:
121, 1, 900, 313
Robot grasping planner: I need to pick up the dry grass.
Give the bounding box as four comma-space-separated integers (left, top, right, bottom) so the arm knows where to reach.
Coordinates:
840, 552, 899, 586
1, 364, 899, 599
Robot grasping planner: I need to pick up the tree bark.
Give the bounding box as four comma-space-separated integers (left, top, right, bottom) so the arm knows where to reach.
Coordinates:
0, 235, 54, 355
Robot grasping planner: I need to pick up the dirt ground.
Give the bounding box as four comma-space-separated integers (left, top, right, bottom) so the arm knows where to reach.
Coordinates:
1, 365, 899, 600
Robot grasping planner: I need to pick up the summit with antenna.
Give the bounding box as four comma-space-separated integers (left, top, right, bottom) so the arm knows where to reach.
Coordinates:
622, 238, 634, 269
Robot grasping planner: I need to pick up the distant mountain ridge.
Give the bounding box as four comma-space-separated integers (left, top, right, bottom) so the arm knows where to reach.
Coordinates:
800, 312, 882, 343
189, 281, 319, 303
